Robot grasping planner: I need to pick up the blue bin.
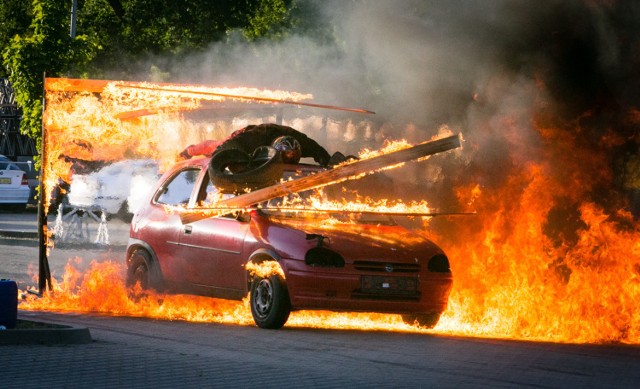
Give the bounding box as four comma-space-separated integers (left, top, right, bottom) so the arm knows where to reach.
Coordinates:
0, 279, 18, 329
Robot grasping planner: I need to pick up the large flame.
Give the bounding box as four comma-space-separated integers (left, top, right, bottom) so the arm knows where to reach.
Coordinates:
429, 91, 640, 344
20, 259, 418, 332
32, 78, 640, 344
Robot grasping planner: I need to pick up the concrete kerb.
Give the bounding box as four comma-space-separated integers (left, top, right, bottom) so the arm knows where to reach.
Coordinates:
0, 230, 39, 247
0, 229, 38, 240
0, 317, 92, 345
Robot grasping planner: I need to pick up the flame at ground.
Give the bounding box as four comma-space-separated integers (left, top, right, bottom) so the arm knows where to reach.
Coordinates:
424, 92, 640, 344
36, 77, 640, 343
19, 259, 425, 333
435, 169, 640, 344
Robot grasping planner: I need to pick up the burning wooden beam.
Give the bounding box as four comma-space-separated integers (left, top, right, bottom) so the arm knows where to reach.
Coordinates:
121, 84, 376, 115
44, 78, 375, 118
180, 134, 462, 224
44, 78, 111, 93
38, 101, 52, 293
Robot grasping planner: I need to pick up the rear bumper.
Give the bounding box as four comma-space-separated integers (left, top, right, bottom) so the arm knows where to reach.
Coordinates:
0, 188, 30, 204
282, 259, 452, 314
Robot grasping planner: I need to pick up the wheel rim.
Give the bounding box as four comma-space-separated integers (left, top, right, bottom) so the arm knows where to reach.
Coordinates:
133, 263, 148, 289
253, 279, 274, 318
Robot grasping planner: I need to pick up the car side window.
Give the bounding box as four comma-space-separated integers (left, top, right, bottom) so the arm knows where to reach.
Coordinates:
0, 157, 21, 171
196, 172, 235, 207
0, 157, 9, 170
156, 168, 200, 206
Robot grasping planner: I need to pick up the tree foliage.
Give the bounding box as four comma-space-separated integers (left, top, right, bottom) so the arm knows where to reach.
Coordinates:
0, 0, 33, 78
2, 1, 98, 142
77, 0, 303, 76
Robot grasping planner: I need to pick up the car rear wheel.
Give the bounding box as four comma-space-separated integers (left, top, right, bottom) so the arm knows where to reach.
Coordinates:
250, 273, 291, 329
401, 312, 442, 329
126, 249, 163, 292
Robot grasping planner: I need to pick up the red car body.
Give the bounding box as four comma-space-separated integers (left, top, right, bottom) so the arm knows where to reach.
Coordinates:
127, 157, 453, 329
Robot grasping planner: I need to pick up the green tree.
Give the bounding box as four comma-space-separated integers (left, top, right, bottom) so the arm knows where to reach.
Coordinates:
0, 0, 33, 77
242, 0, 333, 43
77, 0, 300, 76
2, 1, 97, 142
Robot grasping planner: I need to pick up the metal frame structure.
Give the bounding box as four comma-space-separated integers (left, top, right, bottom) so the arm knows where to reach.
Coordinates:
0, 78, 37, 157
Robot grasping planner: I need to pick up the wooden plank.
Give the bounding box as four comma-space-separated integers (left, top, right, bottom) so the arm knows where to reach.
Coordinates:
123, 84, 375, 115
44, 78, 113, 93
180, 134, 461, 224
44, 78, 375, 116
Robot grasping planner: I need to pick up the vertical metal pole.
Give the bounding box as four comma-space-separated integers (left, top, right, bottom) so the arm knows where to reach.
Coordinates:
38, 76, 52, 294
70, 0, 77, 38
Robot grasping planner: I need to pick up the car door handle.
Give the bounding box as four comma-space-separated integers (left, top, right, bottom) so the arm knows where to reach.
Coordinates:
184, 225, 192, 234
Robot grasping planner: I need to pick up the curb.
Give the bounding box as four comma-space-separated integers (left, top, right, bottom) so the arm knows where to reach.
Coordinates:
0, 319, 92, 345
0, 229, 38, 239
0, 230, 39, 247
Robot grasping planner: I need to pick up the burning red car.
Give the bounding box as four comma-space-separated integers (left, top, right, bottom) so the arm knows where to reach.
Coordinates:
126, 156, 453, 329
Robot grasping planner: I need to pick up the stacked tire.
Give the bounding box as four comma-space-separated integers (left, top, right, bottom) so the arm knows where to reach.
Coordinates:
208, 146, 283, 193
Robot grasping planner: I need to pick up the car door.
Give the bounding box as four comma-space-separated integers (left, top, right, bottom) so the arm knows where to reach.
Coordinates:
179, 175, 249, 297
145, 167, 202, 283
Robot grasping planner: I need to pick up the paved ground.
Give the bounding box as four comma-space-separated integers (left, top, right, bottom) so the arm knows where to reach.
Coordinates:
0, 208, 129, 290
4, 310, 640, 388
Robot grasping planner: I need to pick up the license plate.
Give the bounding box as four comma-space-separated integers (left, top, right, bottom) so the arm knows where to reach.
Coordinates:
0, 178, 10, 184
361, 276, 418, 293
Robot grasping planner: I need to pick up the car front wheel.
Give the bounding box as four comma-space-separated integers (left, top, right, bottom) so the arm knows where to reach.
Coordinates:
401, 312, 442, 329
126, 249, 162, 292
250, 274, 291, 329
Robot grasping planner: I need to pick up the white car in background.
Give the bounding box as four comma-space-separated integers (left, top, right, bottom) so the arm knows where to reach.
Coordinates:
67, 159, 160, 220
0, 155, 31, 210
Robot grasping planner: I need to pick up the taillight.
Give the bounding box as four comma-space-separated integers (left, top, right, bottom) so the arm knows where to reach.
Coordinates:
21, 175, 28, 186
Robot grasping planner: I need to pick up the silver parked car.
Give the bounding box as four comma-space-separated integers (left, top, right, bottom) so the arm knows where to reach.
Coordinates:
0, 155, 31, 210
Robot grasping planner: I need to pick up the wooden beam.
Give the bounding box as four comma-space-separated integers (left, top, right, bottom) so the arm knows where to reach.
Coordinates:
180, 134, 461, 224
44, 78, 113, 93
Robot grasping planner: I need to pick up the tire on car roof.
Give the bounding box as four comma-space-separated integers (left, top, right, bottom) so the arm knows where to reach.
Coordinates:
208, 146, 284, 193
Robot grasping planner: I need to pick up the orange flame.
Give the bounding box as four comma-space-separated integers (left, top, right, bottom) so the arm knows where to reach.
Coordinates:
20, 259, 425, 332
35, 78, 640, 343
42, 78, 314, 211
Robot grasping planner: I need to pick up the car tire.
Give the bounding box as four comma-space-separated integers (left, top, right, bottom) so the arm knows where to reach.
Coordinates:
209, 146, 283, 193
250, 273, 291, 329
126, 249, 163, 292
401, 312, 442, 328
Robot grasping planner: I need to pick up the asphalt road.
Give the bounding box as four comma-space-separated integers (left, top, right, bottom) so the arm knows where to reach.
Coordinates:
5, 310, 640, 388
0, 208, 129, 290
2, 210, 640, 388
